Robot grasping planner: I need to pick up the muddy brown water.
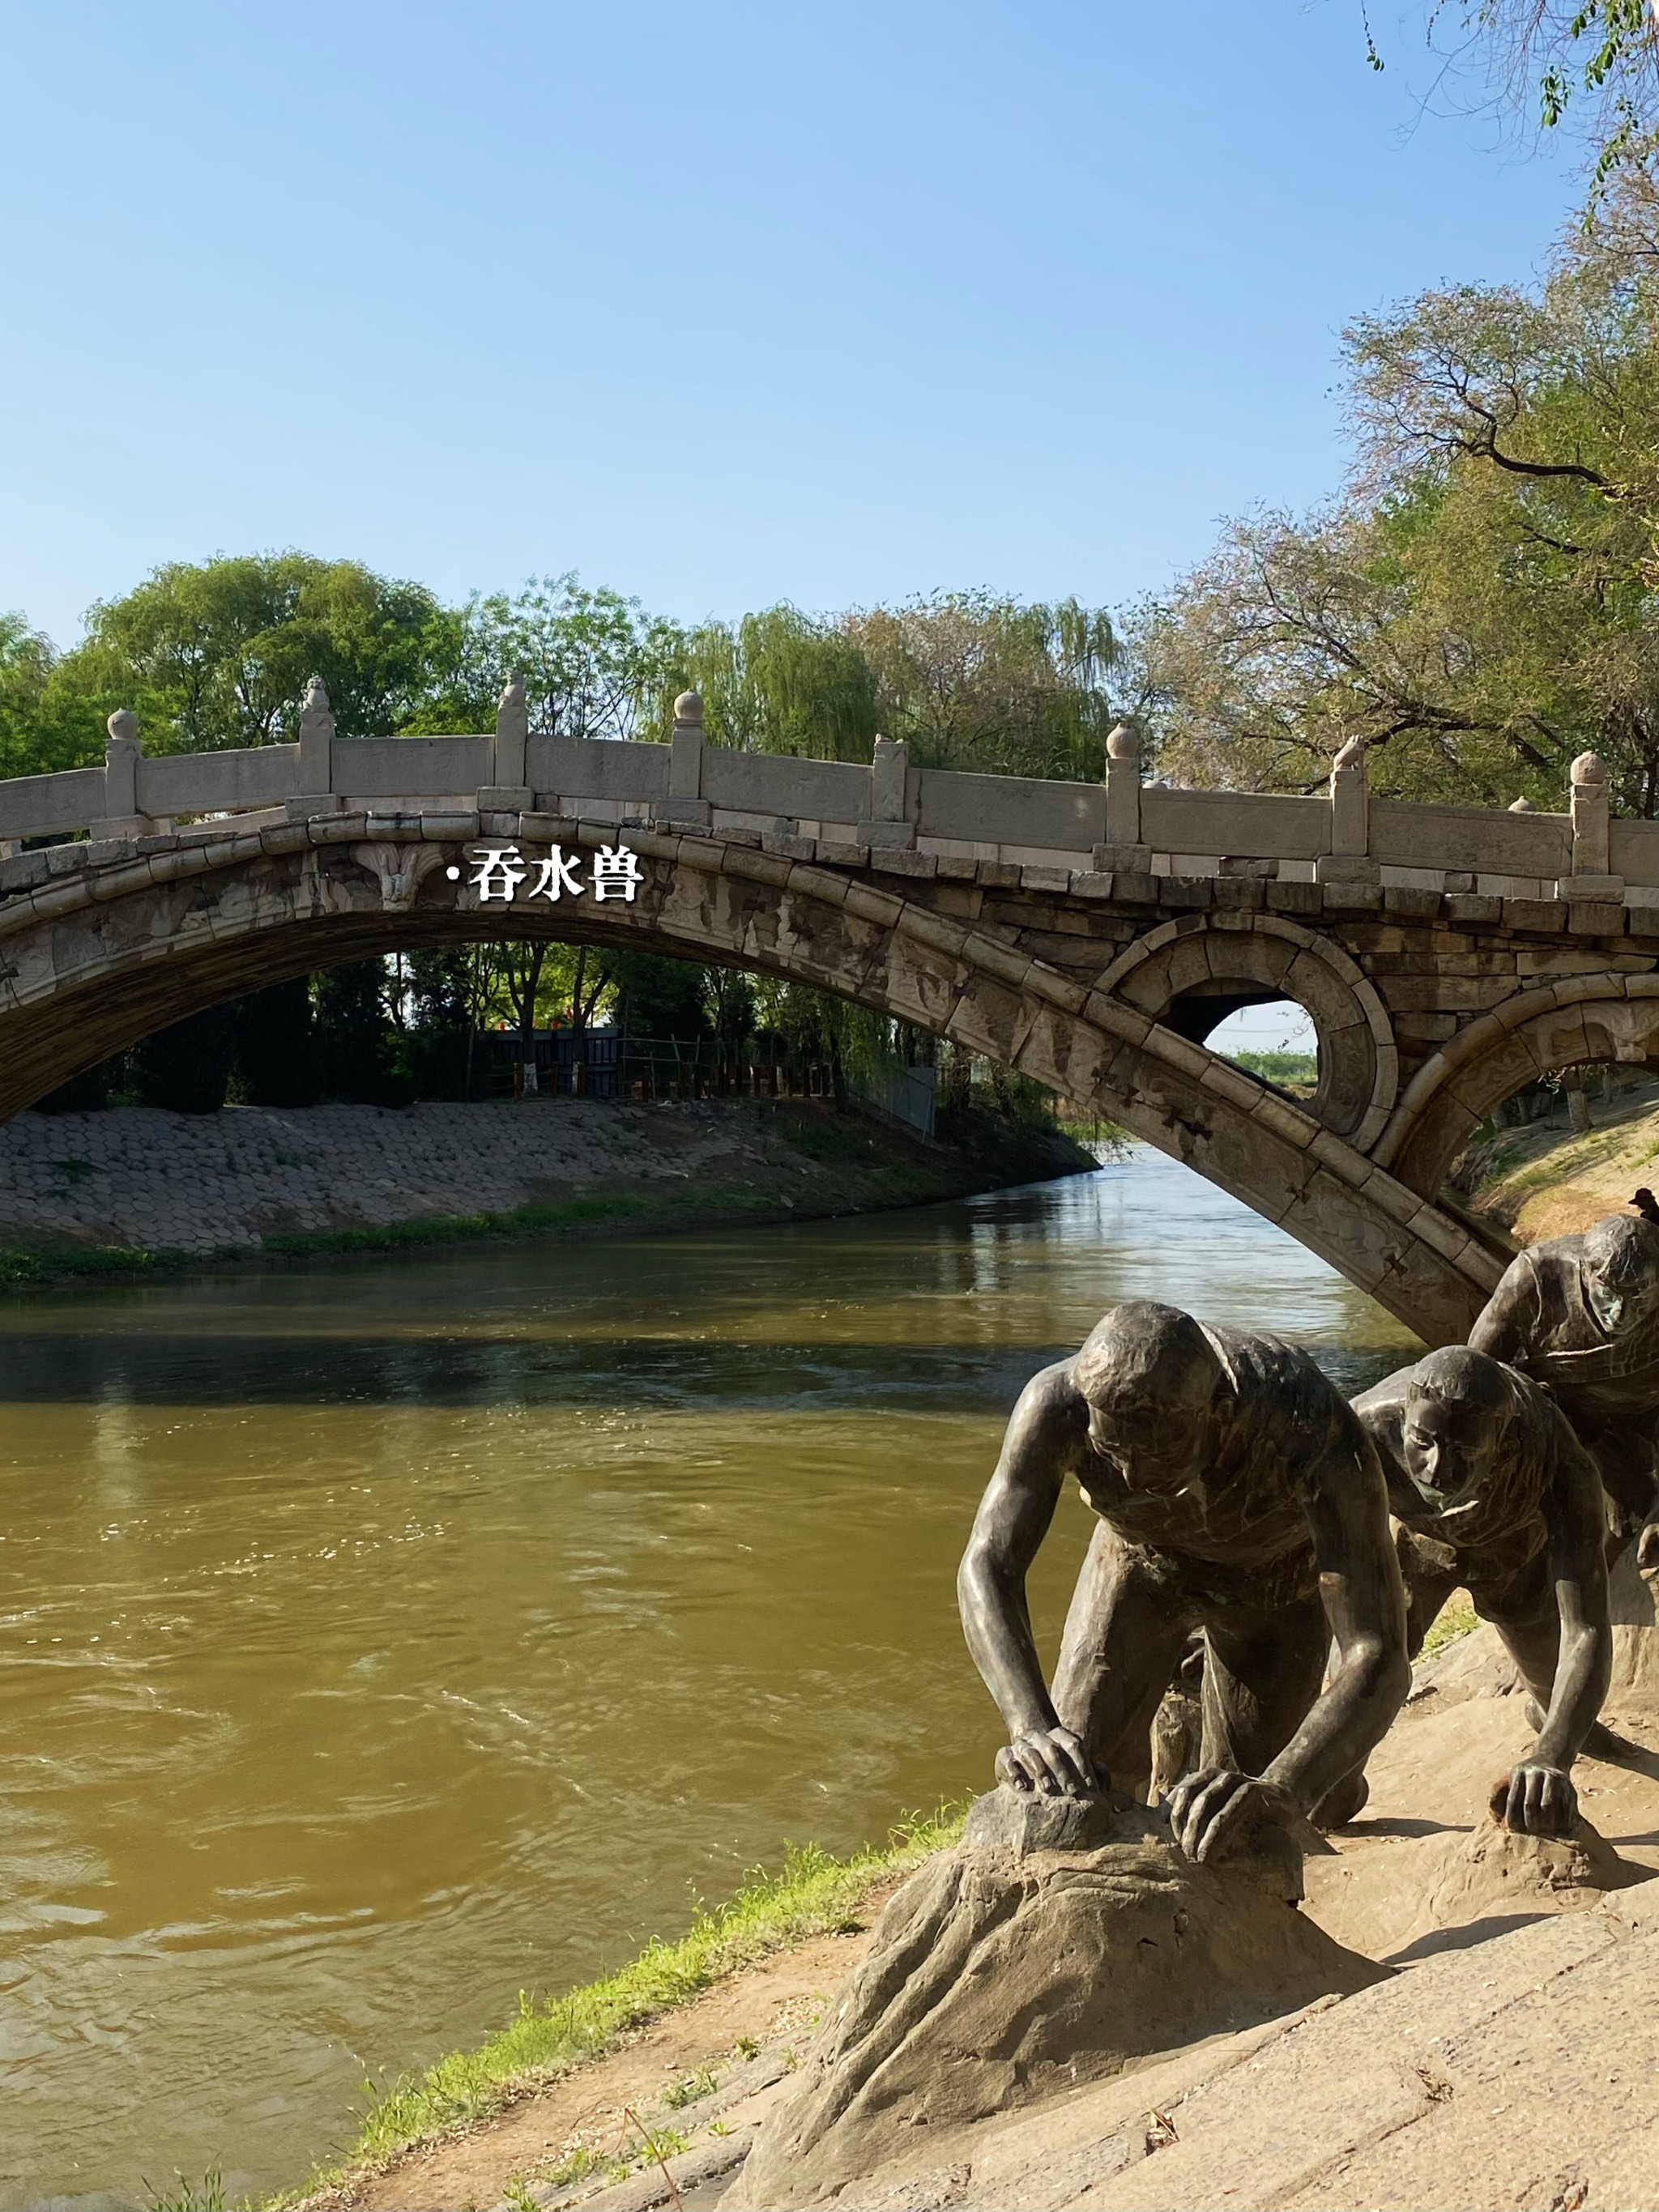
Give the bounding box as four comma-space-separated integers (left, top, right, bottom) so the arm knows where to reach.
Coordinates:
0, 1149, 1418, 2209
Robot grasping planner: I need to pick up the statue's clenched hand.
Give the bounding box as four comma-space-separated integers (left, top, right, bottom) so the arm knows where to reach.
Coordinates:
996, 1724, 1095, 1797
1166, 1768, 1295, 1863
1491, 1760, 1578, 1837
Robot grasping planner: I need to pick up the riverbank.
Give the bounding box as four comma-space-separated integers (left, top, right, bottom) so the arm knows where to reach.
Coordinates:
1459, 1074, 1659, 1242
0, 1097, 1093, 1289
284, 1592, 1659, 2212
276, 1811, 961, 2212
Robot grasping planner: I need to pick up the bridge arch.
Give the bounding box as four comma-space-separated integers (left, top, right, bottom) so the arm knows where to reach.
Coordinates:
0, 812, 1496, 1344
1092, 912, 1397, 1149
1376, 973, 1659, 1199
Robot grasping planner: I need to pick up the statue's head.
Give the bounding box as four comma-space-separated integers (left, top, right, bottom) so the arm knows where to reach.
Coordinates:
1073, 1302, 1222, 1492
1401, 1346, 1513, 1514
1581, 1214, 1659, 1337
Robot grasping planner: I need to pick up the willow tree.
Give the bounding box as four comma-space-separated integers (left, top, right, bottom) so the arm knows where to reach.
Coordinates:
841, 592, 1119, 779
0, 612, 68, 778
682, 604, 880, 759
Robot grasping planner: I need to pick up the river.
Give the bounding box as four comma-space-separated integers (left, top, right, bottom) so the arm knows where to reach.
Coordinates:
0, 1148, 1419, 2209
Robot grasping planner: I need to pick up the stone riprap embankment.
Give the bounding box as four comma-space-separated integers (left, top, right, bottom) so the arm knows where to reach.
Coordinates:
0, 1098, 1086, 1272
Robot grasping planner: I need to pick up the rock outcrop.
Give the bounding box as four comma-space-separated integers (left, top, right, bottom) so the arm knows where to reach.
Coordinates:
727, 1789, 1383, 2211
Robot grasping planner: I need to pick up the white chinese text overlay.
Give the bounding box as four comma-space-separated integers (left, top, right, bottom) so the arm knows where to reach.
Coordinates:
446, 843, 644, 905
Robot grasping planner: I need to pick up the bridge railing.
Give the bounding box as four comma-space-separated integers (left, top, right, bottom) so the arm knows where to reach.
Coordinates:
0, 678, 1642, 909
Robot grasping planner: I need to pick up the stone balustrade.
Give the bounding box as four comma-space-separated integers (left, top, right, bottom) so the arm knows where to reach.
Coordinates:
0, 684, 1640, 911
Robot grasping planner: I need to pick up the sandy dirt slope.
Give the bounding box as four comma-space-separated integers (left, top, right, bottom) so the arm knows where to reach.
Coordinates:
1463, 1077, 1659, 1242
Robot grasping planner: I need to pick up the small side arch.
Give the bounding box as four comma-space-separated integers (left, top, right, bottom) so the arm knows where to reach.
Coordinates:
1377, 974, 1659, 1198
1094, 911, 1397, 1149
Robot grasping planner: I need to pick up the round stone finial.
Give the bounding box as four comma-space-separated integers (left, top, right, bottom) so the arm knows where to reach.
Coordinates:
1571, 750, 1606, 785
674, 689, 704, 723
1106, 721, 1139, 761
302, 673, 331, 714
1508, 796, 1537, 813
105, 707, 138, 744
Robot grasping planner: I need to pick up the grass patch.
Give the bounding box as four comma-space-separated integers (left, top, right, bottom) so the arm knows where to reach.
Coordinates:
0, 1238, 198, 1289
258, 1180, 804, 1261
1422, 1592, 1480, 1658
662, 2064, 719, 2108
272, 1806, 962, 2206
1230, 1050, 1319, 1089
47, 1155, 100, 1185
145, 2173, 226, 2212
774, 1106, 888, 1163
258, 1194, 660, 1259
0, 1184, 788, 1291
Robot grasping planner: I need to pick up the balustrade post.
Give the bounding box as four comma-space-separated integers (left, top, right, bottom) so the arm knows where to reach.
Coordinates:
663, 690, 711, 824
480, 671, 533, 812
1316, 735, 1379, 883
1095, 722, 1149, 872
1564, 751, 1622, 901
1571, 752, 1610, 873
862, 734, 916, 850
89, 709, 164, 841
104, 709, 140, 817
287, 676, 343, 819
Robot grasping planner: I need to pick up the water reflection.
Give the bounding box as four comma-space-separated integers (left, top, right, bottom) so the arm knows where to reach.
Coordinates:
0, 1149, 1416, 2208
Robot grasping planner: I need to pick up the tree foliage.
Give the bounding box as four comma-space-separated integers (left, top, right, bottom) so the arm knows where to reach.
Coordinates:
1372, 3, 1659, 182
682, 594, 1119, 778
314, 960, 399, 1103
843, 593, 1119, 778
0, 612, 68, 778
232, 978, 320, 1108
132, 1006, 238, 1115
423, 573, 687, 740
684, 605, 880, 760
54, 554, 455, 753
1132, 168, 1659, 815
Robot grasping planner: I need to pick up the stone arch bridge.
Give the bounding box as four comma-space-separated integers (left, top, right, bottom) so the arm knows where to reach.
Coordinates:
4, 684, 1657, 1345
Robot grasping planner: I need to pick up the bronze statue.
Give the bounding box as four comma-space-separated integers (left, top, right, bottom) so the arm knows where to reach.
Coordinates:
1354, 1347, 1612, 1837
957, 1302, 1411, 1864
1469, 1213, 1659, 1568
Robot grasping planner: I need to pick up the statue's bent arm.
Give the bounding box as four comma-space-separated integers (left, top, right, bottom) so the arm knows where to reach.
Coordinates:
1532, 1462, 1612, 1779
1260, 1429, 1411, 1818
957, 1364, 1082, 1772
1468, 1260, 1538, 1366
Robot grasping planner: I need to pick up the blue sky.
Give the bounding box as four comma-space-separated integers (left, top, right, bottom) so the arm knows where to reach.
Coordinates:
2, 1, 1579, 648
